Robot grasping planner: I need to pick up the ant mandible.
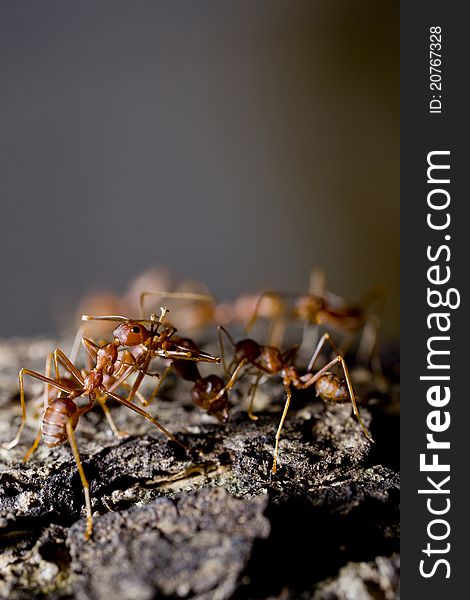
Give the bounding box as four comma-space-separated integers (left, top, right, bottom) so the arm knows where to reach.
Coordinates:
218, 327, 373, 474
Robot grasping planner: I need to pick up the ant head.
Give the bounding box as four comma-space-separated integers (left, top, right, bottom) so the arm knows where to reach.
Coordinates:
113, 321, 152, 346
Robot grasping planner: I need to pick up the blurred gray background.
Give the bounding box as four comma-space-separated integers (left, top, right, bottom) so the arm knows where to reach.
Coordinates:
0, 1, 399, 338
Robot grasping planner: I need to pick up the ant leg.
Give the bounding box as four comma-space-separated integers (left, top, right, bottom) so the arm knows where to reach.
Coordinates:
363, 317, 384, 376
356, 286, 385, 371
213, 359, 247, 401
3, 370, 80, 450
126, 367, 147, 404
302, 355, 373, 442
299, 324, 319, 362
96, 394, 128, 438
66, 420, 93, 540
218, 326, 236, 377
125, 336, 158, 403
103, 388, 188, 452
272, 385, 292, 474
53, 349, 85, 386
246, 291, 294, 341
78, 397, 95, 418
106, 363, 138, 393
267, 316, 288, 348
81, 337, 101, 362
107, 348, 161, 408
111, 382, 148, 407
81, 342, 144, 423
299, 270, 325, 355
357, 320, 375, 363
113, 350, 141, 379
17, 354, 55, 461
105, 352, 152, 405
145, 365, 173, 407
115, 350, 161, 380
335, 356, 373, 441
357, 315, 382, 372
245, 291, 278, 332
306, 333, 341, 373
69, 325, 86, 365
43, 353, 53, 411
50, 330, 85, 382
26, 352, 56, 460
308, 267, 326, 297
23, 427, 43, 462
247, 374, 263, 421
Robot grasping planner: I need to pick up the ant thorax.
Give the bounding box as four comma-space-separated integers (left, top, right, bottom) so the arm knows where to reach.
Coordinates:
258, 346, 283, 373
281, 365, 298, 386
96, 343, 118, 374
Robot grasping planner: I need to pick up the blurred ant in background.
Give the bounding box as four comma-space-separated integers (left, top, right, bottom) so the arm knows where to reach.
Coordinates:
246, 268, 385, 372
76, 266, 294, 342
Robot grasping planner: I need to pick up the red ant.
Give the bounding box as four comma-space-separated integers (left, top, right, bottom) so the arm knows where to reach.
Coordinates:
246, 269, 384, 368
82, 307, 223, 406
3, 309, 197, 539
113, 302, 240, 422
218, 327, 373, 474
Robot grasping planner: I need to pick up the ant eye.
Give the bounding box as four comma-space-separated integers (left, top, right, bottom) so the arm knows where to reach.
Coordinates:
132, 326, 141, 334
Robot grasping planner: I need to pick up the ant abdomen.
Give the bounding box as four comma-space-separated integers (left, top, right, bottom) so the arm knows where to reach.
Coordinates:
315, 372, 350, 404
191, 375, 229, 423
42, 397, 79, 447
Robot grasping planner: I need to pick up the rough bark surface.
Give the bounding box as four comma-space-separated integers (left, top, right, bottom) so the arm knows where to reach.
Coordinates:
0, 338, 400, 599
